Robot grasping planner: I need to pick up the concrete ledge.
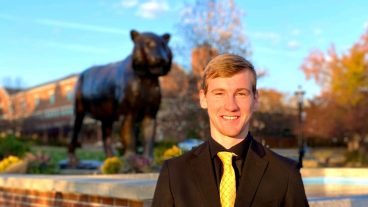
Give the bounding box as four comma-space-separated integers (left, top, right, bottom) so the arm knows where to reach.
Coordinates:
309, 195, 368, 207
301, 168, 368, 199
0, 173, 158, 200
301, 168, 368, 177
1, 168, 368, 207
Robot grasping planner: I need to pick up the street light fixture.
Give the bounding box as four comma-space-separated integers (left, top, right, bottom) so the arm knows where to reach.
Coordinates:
295, 85, 305, 169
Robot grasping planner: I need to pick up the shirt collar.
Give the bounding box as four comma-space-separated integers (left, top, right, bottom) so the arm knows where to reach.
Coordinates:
209, 133, 252, 160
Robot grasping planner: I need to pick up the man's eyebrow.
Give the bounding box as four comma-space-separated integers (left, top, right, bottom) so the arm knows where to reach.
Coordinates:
210, 88, 225, 93
235, 88, 251, 92
209, 88, 251, 93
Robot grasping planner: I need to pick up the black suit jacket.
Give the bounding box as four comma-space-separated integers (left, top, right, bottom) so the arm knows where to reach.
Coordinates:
152, 137, 309, 207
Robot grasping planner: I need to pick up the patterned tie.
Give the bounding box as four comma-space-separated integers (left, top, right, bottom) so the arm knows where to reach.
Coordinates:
217, 151, 236, 207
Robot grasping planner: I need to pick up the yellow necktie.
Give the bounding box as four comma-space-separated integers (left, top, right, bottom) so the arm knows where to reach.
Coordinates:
217, 151, 236, 207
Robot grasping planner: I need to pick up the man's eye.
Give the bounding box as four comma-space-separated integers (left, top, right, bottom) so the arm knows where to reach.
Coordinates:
237, 92, 249, 96
214, 93, 223, 96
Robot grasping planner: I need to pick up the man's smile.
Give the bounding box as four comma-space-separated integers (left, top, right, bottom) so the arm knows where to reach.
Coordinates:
221, 115, 240, 120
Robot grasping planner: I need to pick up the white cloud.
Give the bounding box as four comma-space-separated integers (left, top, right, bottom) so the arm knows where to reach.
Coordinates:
120, 0, 139, 8
287, 40, 300, 50
136, 0, 169, 19
250, 31, 281, 44
364, 21, 368, 30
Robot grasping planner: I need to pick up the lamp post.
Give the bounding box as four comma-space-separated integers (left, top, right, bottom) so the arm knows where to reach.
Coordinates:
295, 86, 305, 169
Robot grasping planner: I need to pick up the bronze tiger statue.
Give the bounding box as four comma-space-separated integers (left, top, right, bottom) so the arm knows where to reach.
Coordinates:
68, 30, 172, 165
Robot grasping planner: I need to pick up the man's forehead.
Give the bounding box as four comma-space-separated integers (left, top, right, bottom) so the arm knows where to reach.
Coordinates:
207, 71, 252, 83
207, 70, 253, 80
209, 87, 251, 93
207, 79, 252, 90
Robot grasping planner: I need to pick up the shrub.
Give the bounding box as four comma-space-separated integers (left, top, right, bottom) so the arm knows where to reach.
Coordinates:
345, 150, 368, 166
126, 154, 151, 173
153, 141, 176, 165
162, 145, 182, 160
0, 155, 22, 172
0, 135, 30, 159
101, 156, 123, 174
26, 152, 59, 174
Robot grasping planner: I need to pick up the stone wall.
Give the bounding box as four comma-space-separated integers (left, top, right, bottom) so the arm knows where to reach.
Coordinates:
0, 187, 146, 207
0, 174, 157, 207
1, 168, 368, 207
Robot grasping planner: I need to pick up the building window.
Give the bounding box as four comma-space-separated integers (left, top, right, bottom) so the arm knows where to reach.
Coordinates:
67, 90, 74, 101
34, 96, 40, 107
49, 94, 55, 105
0, 105, 3, 119
21, 100, 27, 112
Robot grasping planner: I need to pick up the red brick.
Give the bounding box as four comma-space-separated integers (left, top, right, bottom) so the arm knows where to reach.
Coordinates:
35, 197, 51, 206
63, 192, 79, 201
38, 190, 56, 198
12, 194, 21, 202
101, 196, 114, 205
21, 195, 29, 203
115, 198, 128, 206
129, 200, 143, 207
72, 203, 87, 207
15, 203, 24, 207
2, 200, 12, 206
53, 197, 63, 207
61, 201, 75, 207
89, 195, 101, 203
77, 194, 89, 202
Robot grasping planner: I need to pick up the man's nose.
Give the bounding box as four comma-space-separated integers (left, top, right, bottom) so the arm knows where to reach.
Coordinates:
224, 95, 239, 111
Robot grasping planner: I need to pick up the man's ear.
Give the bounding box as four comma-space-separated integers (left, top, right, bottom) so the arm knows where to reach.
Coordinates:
253, 90, 259, 110
199, 90, 208, 109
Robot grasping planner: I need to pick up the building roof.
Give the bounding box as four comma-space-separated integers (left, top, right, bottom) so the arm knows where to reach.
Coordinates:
4, 87, 23, 95
25, 73, 79, 92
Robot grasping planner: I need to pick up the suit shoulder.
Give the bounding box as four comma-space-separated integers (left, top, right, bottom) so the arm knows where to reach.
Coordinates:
251, 139, 297, 168
264, 147, 298, 168
165, 142, 207, 166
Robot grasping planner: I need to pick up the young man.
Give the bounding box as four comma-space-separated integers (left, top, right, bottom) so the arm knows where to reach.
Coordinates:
152, 54, 309, 207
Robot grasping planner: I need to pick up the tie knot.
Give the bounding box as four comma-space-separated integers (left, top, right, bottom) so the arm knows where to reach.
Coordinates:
217, 151, 235, 165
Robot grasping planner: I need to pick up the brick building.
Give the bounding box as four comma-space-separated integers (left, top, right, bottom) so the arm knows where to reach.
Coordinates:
0, 74, 82, 143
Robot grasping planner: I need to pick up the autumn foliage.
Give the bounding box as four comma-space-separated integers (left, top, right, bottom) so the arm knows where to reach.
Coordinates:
301, 30, 368, 147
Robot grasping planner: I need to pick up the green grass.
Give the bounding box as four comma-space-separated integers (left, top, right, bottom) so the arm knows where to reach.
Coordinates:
30, 146, 106, 164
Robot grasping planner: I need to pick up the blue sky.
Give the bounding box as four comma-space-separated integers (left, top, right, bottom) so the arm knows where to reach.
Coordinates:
1, 0, 368, 99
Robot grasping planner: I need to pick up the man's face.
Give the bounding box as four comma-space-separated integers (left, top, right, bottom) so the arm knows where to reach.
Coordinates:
200, 70, 258, 141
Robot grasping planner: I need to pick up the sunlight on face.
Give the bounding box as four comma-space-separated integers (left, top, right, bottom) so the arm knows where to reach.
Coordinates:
200, 70, 258, 142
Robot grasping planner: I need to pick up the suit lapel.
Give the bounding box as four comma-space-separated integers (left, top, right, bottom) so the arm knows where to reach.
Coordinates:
190, 141, 221, 207
235, 138, 269, 207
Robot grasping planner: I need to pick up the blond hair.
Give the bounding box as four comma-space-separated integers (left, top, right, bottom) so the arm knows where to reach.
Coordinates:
201, 54, 257, 94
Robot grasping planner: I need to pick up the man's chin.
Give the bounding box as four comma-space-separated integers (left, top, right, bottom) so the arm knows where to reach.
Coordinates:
221, 131, 243, 139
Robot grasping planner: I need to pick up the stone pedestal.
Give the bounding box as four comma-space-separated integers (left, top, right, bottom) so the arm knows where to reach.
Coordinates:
0, 173, 158, 207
